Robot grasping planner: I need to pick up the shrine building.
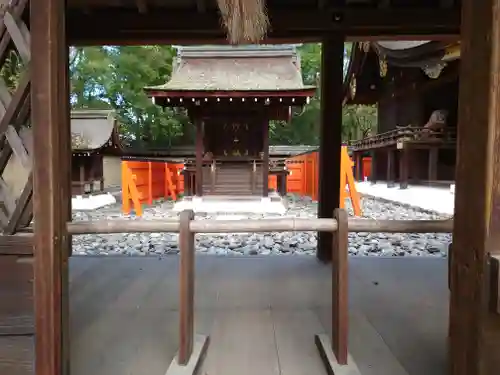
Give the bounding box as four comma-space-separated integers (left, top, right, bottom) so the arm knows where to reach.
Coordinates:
344, 41, 460, 189
144, 44, 316, 199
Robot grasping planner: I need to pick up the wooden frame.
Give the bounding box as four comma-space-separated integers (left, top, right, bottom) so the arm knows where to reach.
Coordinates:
5, 1, 500, 375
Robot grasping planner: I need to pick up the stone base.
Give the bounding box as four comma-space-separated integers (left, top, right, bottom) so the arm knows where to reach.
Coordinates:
165, 335, 209, 375
72, 193, 116, 211
173, 193, 287, 215
315, 334, 361, 375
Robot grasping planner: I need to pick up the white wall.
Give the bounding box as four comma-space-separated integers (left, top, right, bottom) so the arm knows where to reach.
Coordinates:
103, 156, 122, 189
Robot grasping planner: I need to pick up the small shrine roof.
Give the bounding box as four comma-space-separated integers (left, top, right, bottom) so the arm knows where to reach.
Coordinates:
70, 110, 117, 152
145, 45, 315, 96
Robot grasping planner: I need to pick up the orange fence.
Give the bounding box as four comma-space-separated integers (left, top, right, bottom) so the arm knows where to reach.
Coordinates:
286, 147, 360, 216
285, 151, 319, 200
121, 148, 361, 216
362, 157, 372, 180
121, 160, 184, 215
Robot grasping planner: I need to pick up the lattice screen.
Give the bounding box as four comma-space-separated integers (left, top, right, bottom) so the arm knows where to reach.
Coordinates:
0, 0, 32, 234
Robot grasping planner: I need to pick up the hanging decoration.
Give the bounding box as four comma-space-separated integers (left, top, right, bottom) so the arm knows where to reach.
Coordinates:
379, 57, 388, 77
216, 0, 269, 44
422, 62, 447, 79
349, 76, 357, 99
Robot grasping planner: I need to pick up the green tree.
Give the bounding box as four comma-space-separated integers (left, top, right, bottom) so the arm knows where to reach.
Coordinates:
70, 45, 189, 148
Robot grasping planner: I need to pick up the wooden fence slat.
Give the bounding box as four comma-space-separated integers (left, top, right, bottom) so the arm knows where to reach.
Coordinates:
0, 0, 28, 67
0, 75, 11, 116
178, 209, 195, 365
0, 176, 14, 213
4, 173, 32, 234
332, 208, 348, 365
0, 72, 31, 174
3, 11, 30, 63
5, 125, 31, 169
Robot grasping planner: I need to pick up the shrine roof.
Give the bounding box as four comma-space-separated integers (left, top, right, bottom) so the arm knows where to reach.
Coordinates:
70, 110, 117, 152
145, 45, 315, 96
343, 41, 460, 105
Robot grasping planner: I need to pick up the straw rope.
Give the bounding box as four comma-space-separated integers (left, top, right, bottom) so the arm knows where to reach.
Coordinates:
217, 0, 269, 44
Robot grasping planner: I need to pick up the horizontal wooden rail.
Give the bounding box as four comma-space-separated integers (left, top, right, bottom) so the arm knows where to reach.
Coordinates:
67, 217, 453, 235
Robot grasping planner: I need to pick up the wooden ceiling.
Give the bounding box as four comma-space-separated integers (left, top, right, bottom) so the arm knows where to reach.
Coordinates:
65, 0, 461, 45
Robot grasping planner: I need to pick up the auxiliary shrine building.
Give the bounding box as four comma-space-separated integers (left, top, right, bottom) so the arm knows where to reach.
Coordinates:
345, 41, 460, 188
144, 44, 315, 199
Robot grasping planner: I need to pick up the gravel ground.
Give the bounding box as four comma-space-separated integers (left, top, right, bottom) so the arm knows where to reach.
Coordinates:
71, 195, 452, 257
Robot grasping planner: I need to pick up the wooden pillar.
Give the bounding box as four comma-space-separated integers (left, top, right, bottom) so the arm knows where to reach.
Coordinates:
354, 152, 363, 181
195, 119, 203, 197
370, 150, 377, 184
317, 35, 344, 262
32, 0, 71, 375
262, 119, 269, 197
278, 172, 287, 196
398, 147, 409, 189
428, 147, 438, 182
449, 1, 500, 374
387, 149, 395, 187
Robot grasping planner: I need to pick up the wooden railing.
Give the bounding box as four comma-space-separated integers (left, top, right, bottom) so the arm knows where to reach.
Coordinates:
67, 211, 454, 373
349, 126, 457, 151
122, 148, 361, 216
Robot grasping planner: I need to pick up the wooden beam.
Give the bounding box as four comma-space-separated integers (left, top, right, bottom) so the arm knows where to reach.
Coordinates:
31, 2, 71, 375
449, 0, 500, 374
66, 8, 460, 45
317, 35, 344, 263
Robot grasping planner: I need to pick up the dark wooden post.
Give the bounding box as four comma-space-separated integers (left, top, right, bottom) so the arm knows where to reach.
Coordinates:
262, 119, 269, 197
195, 119, 203, 197
32, 0, 71, 374
317, 35, 344, 262
398, 147, 409, 189
387, 149, 395, 187
370, 150, 377, 184
428, 147, 438, 182
449, 0, 500, 374
354, 152, 363, 181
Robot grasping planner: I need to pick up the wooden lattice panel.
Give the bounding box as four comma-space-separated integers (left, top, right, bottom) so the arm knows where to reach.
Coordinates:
0, 0, 32, 234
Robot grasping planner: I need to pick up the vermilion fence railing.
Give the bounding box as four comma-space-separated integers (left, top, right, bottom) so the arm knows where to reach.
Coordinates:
121, 148, 361, 216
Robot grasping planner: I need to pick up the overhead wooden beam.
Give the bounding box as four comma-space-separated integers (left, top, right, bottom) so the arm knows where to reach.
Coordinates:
66, 8, 460, 45
449, 0, 500, 374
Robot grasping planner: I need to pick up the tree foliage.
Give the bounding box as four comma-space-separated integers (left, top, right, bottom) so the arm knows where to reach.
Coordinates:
67, 44, 377, 149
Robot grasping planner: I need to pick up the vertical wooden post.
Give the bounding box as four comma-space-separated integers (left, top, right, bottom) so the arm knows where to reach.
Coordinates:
398, 147, 409, 189
317, 35, 344, 262
354, 152, 363, 181
370, 151, 377, 184
262, 119, 269, 197
178, 209, 195, 365
449, 0, 500, 374
428, 147, 438, 182
387, 149, 395, 187
195, 119, 203, 197
332, 208, 348, 365
31, 1, 71, 375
